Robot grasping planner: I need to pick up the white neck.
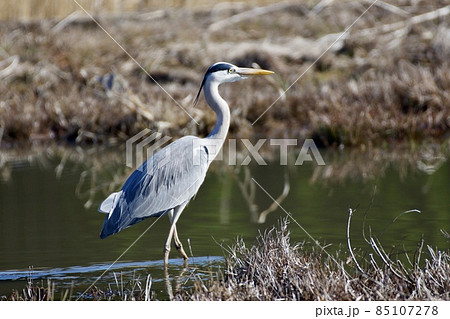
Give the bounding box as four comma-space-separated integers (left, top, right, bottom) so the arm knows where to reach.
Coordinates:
201, 77, 231, 162
204, 78, 231, 142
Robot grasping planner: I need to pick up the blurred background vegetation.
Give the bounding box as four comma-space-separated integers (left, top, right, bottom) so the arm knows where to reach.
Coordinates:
0, 0, 278, 21
0, 0, 448, 149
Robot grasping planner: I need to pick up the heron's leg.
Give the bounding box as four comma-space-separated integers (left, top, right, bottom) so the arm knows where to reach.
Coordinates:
171, 203, 189, 260
173, 226, 189, 261
163, 209, 175, 267
164, 203, 188, 267
163, 223, 177, 267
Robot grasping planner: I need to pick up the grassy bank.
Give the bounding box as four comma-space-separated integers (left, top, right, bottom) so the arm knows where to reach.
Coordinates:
0, 1, 448, 148
4, 219, 449, 301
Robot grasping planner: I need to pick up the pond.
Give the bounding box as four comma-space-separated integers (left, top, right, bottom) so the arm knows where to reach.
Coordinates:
0, 144, 449, 299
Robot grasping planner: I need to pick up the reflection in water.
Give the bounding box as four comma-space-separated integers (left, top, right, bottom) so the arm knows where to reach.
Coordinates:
0, 143, 449, 298
164, 263, 188, 301
256, 170, 290, 224
225, 165, 291, 223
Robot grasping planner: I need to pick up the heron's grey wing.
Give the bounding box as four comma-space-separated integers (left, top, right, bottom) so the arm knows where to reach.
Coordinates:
99, 136, 210, 238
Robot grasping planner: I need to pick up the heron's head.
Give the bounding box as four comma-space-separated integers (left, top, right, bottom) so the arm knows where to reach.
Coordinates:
193, 62, 273, 106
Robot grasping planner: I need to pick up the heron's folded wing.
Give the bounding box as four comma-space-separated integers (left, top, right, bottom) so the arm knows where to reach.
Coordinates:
100, 136, 210, 237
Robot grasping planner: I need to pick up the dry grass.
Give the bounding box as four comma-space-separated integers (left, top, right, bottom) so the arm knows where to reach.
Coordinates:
5, 271, 154, 301
0, 0, 279, 22
174, 219, 450, 301
0, 0, 448, 148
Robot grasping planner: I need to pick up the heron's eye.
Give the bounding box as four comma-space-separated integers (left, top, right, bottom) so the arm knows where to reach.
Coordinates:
228, 68, 236, 74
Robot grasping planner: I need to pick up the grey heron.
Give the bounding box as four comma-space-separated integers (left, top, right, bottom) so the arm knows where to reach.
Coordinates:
98, 62, 274, 266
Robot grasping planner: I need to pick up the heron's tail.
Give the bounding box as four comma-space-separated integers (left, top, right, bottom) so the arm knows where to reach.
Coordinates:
99, 191, 123, 239
98, 191, 121, 214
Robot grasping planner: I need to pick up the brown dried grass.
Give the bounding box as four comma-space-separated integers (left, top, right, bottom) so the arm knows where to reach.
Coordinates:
174, 219, 450, 301
0, 1, 448, 148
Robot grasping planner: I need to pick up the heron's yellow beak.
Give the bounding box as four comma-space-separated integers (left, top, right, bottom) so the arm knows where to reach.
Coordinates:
236, 67, 274, 76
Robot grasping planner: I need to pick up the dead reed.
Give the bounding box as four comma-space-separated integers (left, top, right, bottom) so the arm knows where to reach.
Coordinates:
0, 1, 448, 148
174, 218, 450, 301
5, 271, 153, 301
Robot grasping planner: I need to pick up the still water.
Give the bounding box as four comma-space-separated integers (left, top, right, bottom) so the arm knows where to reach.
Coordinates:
0, 146, 449, 299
